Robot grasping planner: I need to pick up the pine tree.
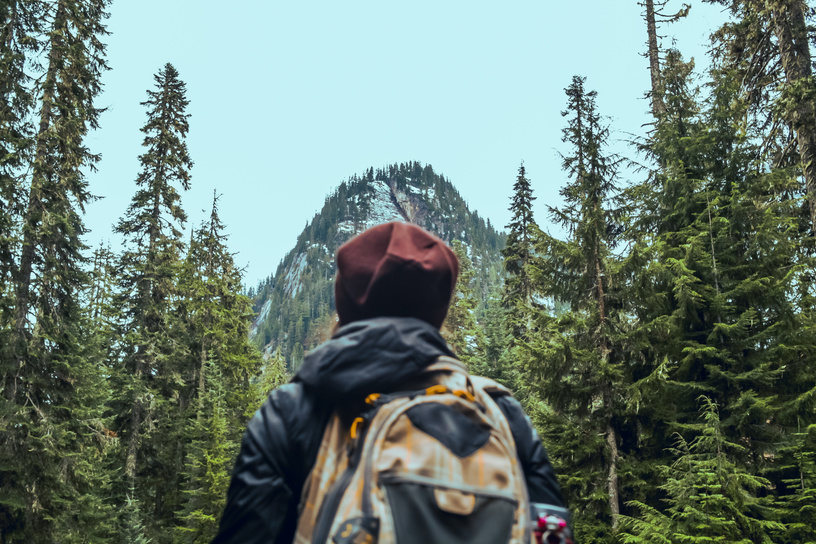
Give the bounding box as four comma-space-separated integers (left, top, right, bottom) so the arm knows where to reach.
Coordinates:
625, 46, 816, 536
175, 360, 232, 544
443, 240, 486, 370
639, 0, 690, 118
253, 348, 289, 411
523, 76, 627, 541
174, 193, 263, 542
776, 421, 816, 543
112, 62, 193, 537
0, 0, 39, 335
122, 486, 152, 544
704, 0, 816, 231
621, 398, 783, 543
0, 1, 114, 541
502, 162, 538, 337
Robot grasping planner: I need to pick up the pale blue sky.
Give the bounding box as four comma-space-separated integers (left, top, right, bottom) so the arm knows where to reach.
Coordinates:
84, 1, 727, 287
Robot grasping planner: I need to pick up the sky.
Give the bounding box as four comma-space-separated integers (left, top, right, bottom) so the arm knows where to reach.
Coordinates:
83, 1, 729, 288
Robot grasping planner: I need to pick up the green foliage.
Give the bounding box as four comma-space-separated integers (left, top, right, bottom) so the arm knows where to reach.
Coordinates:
252, 349, 289, 412
501, 162, 538, 343
443, 240, 486, 369
122, 487, 152, 544
621, 398, 784, 544
170, 193, 263, 543
521, 76, 628, 540
0, 1, 114, 541
111, 63, 195, 541
2, 2, 816, 541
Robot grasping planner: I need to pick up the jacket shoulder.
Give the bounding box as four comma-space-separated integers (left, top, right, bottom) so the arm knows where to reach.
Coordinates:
212, 383, 331, 544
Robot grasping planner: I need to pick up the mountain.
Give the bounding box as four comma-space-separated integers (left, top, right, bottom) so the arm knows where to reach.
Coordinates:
248, 161, 506, 369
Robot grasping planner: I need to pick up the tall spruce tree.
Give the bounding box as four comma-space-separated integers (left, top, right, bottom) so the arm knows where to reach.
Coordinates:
0, 0, 39, 338
0, 1, 114, 541
502, 163, 538, 343
443, 240, 486, 370
524, 76, 628, 542
112, 63, 193, 539
174, 193, 263, 542
703, 0, 816, 231
621, 398, 783, 543
625, 47, 816, 538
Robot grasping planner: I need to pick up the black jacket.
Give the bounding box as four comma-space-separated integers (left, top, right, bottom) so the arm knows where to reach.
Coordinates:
212, 317, 563, 544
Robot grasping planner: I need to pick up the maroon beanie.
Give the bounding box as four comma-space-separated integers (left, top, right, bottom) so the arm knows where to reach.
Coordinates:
334, 222, 459, 328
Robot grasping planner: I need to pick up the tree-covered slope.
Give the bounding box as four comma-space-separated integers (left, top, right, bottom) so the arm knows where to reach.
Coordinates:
248, 161, 505, 368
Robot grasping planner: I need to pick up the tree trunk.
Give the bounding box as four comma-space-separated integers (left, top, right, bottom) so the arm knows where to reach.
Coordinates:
13, 0, 65, 396
606, 418, 620, 532
126, 393, 141, 481
772, 0, 816, 232
644, 0, 666, 117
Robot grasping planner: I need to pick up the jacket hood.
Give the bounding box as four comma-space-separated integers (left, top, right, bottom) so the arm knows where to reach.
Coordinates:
293, 317, 455, 403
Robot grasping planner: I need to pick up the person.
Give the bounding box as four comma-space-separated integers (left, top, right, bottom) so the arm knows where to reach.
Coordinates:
212, 221, 565, 544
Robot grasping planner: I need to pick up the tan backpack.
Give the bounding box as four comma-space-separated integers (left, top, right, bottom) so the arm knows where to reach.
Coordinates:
294, 356, 531, 544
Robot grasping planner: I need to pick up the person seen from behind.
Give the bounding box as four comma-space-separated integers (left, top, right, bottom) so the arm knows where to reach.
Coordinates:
212, 221, 570, 544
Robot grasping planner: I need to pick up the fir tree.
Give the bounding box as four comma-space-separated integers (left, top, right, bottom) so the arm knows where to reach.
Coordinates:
776, 421, 816, 543
502, 162, 538, 339
639, 0, 690, 118
621, 398, 783, 543
122, 486, 152, 544
174, 193, 263, 541
524, 76, 627, 541
112, 62, 193, 537
253, 348, 289, 411
625, 46, 816, 535
175, 360, 232, 544
443, 240, 486, 370
704, 0, 816, 231
0, 1, 113, 541
0, 0, 39, 336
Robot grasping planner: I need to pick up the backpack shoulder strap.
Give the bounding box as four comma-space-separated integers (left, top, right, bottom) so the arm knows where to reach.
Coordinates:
471, 375, 513, 398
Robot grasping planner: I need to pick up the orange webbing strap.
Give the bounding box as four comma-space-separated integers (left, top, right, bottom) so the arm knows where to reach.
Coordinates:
453, 389, 476, 402
425, 384, 449, 395
350, 417, 365, 439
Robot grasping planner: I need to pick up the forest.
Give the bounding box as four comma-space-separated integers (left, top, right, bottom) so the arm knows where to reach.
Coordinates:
2, 0, 816, 543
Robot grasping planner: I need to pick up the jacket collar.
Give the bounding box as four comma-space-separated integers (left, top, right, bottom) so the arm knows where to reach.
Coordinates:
293, 317, 455, 403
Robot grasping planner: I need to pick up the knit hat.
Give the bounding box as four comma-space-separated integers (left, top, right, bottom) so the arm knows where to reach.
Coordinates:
334, 222, 459, 328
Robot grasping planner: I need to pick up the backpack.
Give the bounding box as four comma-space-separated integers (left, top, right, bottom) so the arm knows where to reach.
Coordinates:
294, 356, 531, 544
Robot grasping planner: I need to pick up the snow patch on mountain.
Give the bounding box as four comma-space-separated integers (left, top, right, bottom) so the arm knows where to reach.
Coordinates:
364, 179, 405, 227
282, 252, 308, 296
250, 298, 272, 338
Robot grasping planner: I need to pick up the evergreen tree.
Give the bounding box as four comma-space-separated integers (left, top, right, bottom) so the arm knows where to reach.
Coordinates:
253, 348, 289, 411
0, 0, 39, 334
174, 193, 263, 542
501, 162, 538, 341
480, 287, 513, 384
621, 398, 783, 543
0, 1, 114, 541
112, 62, 193, 538
776, 421, 816, 543
524, 76, 627, 541
704, 0, 816, 231
639, 0, 690, 118
625, 46, 816, 536
122, 486, 152, 544
443, 240, 486, 370
175, 360, 232, 544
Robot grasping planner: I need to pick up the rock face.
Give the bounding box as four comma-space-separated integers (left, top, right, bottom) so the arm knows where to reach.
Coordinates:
248, 161, 505, 368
